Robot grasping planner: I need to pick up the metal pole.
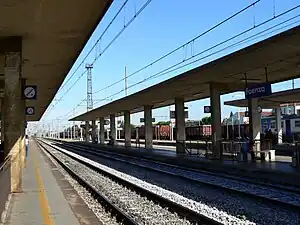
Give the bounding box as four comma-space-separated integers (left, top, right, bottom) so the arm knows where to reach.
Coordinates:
226, 122, 229, 140
97, 121, 100, 143
232, 116, 234, 140
238, 108, 241, 138
51, 120, 54, 138
57, 119, 60, 139
125, 66, 128, 96
169, 106, 173, 141
292, 79, 296, 114
73, 109, 76, 139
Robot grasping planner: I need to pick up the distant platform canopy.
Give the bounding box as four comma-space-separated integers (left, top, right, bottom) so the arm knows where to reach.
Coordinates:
0, 0, 112, 121
70, 25, 300, 121
224, 88, 300, 108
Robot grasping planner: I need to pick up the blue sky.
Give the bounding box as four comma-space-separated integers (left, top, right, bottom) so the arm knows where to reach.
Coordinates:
38, 0, 300, 130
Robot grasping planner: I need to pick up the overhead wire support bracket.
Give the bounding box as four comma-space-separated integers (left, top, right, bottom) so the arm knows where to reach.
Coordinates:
265, 67, 269, 83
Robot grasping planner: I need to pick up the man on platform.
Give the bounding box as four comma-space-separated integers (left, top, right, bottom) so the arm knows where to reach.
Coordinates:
25, 135, 29, 158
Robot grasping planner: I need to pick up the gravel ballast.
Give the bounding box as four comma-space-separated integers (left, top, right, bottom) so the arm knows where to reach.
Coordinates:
40, 142, 195, 225
41, 140, 258, 225
59, 143, 300, 225
39, 142, 120, 225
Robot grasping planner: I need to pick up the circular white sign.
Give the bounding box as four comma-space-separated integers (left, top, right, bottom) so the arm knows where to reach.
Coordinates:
204, 106, 210, 113
26, 107, 34, 115
24, 86, 36, 99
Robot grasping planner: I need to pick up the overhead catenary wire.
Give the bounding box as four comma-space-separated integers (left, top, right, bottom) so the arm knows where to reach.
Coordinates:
92, 0, 261, 95
42, 0, 152, 120
58, 0, 129, 93
91, 0, 152, 65
64, 4, 300, 121
89, 12, 300, 111
45, 0, 260, 121
58, 0, 151, 98
134, 6, 300, 84
50, 2, 300, 123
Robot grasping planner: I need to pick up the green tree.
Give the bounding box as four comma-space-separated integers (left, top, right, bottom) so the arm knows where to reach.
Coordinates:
155, 121, 170, 125
200, 116, 212, 125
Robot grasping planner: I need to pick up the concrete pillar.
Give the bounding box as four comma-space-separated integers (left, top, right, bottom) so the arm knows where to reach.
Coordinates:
20, 80, 26, 168
85, 121, 89, 142
99, 117, 105, 144
210, 83, 222, 159
144, 105, 153, 149
275, 107, 282, 144
4, 52, 23, 192
248, 98, 261, 153
91, 120, 96, 142
110, 114, 116, 146
175, 97, 186, 154
124, 110, 131, 148
1, 98, 4, 143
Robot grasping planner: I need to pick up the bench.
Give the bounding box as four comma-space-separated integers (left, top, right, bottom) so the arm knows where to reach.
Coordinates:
260, 150, 276, 162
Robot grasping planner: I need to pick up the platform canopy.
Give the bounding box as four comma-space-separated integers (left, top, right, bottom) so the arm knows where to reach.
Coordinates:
0, 0, 112, 121
224, 88, 300, 108
70, 25, 300, 121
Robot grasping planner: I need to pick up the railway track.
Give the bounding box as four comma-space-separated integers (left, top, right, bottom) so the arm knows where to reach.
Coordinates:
56, 139, 300, 190
43, 139, 300, 225
53, 140, 300, 206
37, 139, 227, 225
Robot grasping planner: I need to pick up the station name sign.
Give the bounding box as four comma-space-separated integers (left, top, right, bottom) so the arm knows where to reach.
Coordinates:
140, 118, 156, 123
170, 110, 189, 119
245, 83, 272, 99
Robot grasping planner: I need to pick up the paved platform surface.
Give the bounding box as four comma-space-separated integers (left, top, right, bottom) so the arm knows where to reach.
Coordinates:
59, 139, 299, 176
115, 141, 293, 163
124, 145, 297, 173
3, 139, 100, 225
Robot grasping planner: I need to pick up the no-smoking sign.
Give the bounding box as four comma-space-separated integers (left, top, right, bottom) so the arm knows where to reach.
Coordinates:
23, 85, 37, 100
25, 107, 35, 115
204, 106, 211, 113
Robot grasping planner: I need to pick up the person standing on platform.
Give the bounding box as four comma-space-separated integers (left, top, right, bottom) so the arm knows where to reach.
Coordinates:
25, 135, 29, 158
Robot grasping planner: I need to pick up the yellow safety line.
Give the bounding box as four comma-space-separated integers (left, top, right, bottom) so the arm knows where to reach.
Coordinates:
33, 150, 55, 225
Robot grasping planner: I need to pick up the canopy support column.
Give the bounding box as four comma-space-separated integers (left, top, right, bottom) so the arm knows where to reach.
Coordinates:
124, 111, 131, 148
144, 105, 153, 149
210, 83, 222, 159
175, 97, 186, 154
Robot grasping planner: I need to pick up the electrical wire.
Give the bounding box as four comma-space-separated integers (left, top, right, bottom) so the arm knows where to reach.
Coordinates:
140, 9, 300, 84
89, 13, 300, 112
91, 0, 152, 65
92, 0, 261, 95
42, 0, 152, 120
44, 0, 259, 121
48, 2, 300, 122
64, 4, 300, 121
58, 0, 129, 93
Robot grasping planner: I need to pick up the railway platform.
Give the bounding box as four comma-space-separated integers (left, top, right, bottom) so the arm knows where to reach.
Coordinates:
1, 139, 100, 225
115, 139, 293, 162
60, 140, 300, 186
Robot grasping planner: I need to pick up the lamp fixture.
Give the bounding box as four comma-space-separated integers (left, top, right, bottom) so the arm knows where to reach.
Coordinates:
240, 78, 261, 83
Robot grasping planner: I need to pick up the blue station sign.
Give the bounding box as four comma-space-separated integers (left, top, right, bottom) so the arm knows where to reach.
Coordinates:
245, 83, 272, 99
